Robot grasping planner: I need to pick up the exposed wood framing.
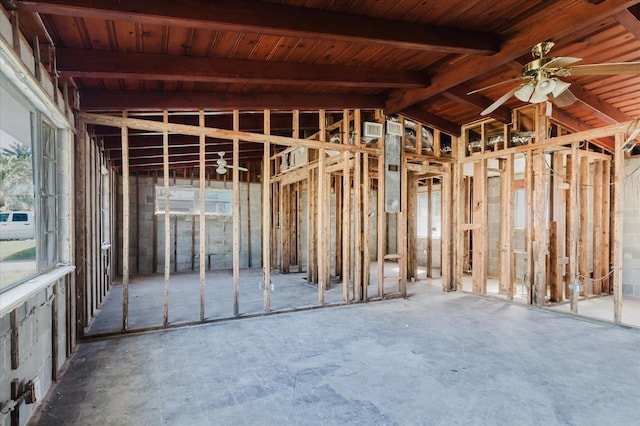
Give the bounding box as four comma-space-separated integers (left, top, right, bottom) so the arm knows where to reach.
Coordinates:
199, 111, 206, 321
233, 110, 240, 316
342, 109, 351, 303
500, 154, 514, 300
578, 157, 590, 297
162, 111, 170, 325
263, 110, 272, 312
121, 111, 130, 331
472, 159, 487, 294
613, 133, 624, 323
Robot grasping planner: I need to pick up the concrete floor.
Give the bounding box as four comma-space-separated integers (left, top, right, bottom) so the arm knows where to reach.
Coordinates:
459, 275, 640, 328
87, 262, 406, 335
36, 279, 640, 425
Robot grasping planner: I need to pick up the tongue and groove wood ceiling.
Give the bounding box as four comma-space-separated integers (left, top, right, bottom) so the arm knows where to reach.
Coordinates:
5, 0, 640, 169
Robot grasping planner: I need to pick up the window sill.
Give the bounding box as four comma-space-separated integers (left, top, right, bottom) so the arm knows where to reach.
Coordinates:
0, 265, 75, 317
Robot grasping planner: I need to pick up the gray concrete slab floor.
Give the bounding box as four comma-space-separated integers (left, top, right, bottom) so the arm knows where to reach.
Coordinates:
36, 280, 640, 425
87, 262, 407, 335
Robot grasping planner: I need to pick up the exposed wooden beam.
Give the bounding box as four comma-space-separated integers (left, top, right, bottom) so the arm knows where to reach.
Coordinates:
615, 8, 640, 40
79, 90, 384, 111
385, 0, 638, 112
550, 107, 615, 151
568, 83, 632, 124
56, 48, 429, 89
12, 0, 499, 54
442, 85, 512, 124
399, 106, 461, 137
92, 113, 322, 136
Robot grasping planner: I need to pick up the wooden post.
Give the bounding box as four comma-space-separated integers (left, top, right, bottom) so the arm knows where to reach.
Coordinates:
362, 153, 371, 299
472, 159, 487, 294
454, 139, 465, 290
162, 111, 170, 325
335, 176, 343, 278
317, 109, 327, 304
592, 160, 603, 295
342, 109, 351, 302
263, 110, 272, 311
578, 157, 589, 296
602, 159, 611, 294
407, 173, 418, 281
532, 147, 547, 306
233, 110, 240, 316
354, 150, 363, 300
441, 163, 453, 291
398, 147, 408, 296
567, 144, 579, 313
525, 150, 534, 304
377, 112, 386, 297
426, 179, 433, 278
121, 111, 130, 331
500, 154, 514, 300
199, 111, 206, 321
613, 133, 624, 323
75, 119, 87, 337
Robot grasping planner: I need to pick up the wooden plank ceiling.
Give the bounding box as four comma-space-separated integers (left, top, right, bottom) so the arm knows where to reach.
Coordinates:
5, 0, 640, 170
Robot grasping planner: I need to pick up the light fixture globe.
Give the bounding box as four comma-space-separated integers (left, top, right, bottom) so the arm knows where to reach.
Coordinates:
216, 165, 227, 175
514, 83, 535, 102
551, 79, 571, 97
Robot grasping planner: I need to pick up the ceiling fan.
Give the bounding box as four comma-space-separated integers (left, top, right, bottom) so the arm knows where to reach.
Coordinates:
472, 41, 640, 116
215, 151, 248, 175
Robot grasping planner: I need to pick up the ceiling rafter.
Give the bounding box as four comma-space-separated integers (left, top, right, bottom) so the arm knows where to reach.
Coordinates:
568, 83, 632, 124
10, 0, 500, 54
400, 106, 461, 137
550, 107, 614, 151
442, 85, 512, 124
614, 8, 640, 39
385, 0, 638, 113
56, 48, 429, 88
79, 90, 385, 111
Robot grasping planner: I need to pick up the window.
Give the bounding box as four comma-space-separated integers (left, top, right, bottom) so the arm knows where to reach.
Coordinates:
0, 81, 59, 293
155, 187, 233, 216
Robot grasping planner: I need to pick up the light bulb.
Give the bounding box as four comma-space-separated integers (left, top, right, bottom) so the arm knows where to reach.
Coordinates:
216, 166, 227, 174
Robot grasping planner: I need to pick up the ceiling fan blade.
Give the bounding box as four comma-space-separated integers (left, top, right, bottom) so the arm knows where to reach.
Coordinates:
481, 86, 519, 116
467, 76, 527, 95
541, 56, 582, 69
552, 89, 577, 108
566, 62, 640, 76
225, 165, 249, 172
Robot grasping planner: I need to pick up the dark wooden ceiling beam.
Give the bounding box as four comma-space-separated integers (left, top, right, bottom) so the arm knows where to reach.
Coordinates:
550, 107, 614, 152
442, 85, 512, 124
385, 0, 638, 113
79, 90, 384, 111
11, 0, 499, 54
568, 84, 632, 124
614, 8, 640, 40
399, 106, 461, 137
56, 48, 429, 88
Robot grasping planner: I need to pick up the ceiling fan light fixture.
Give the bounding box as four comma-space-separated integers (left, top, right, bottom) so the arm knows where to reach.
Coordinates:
514, 83, 535, 102
551, 79, 571, 97
216, 165, 227, 175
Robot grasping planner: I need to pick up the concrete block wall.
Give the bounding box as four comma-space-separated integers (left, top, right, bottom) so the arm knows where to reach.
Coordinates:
623, 157, 640, 298
487, 177, 501, 277
0, 280, 67, 426
117, 177, 263, 274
